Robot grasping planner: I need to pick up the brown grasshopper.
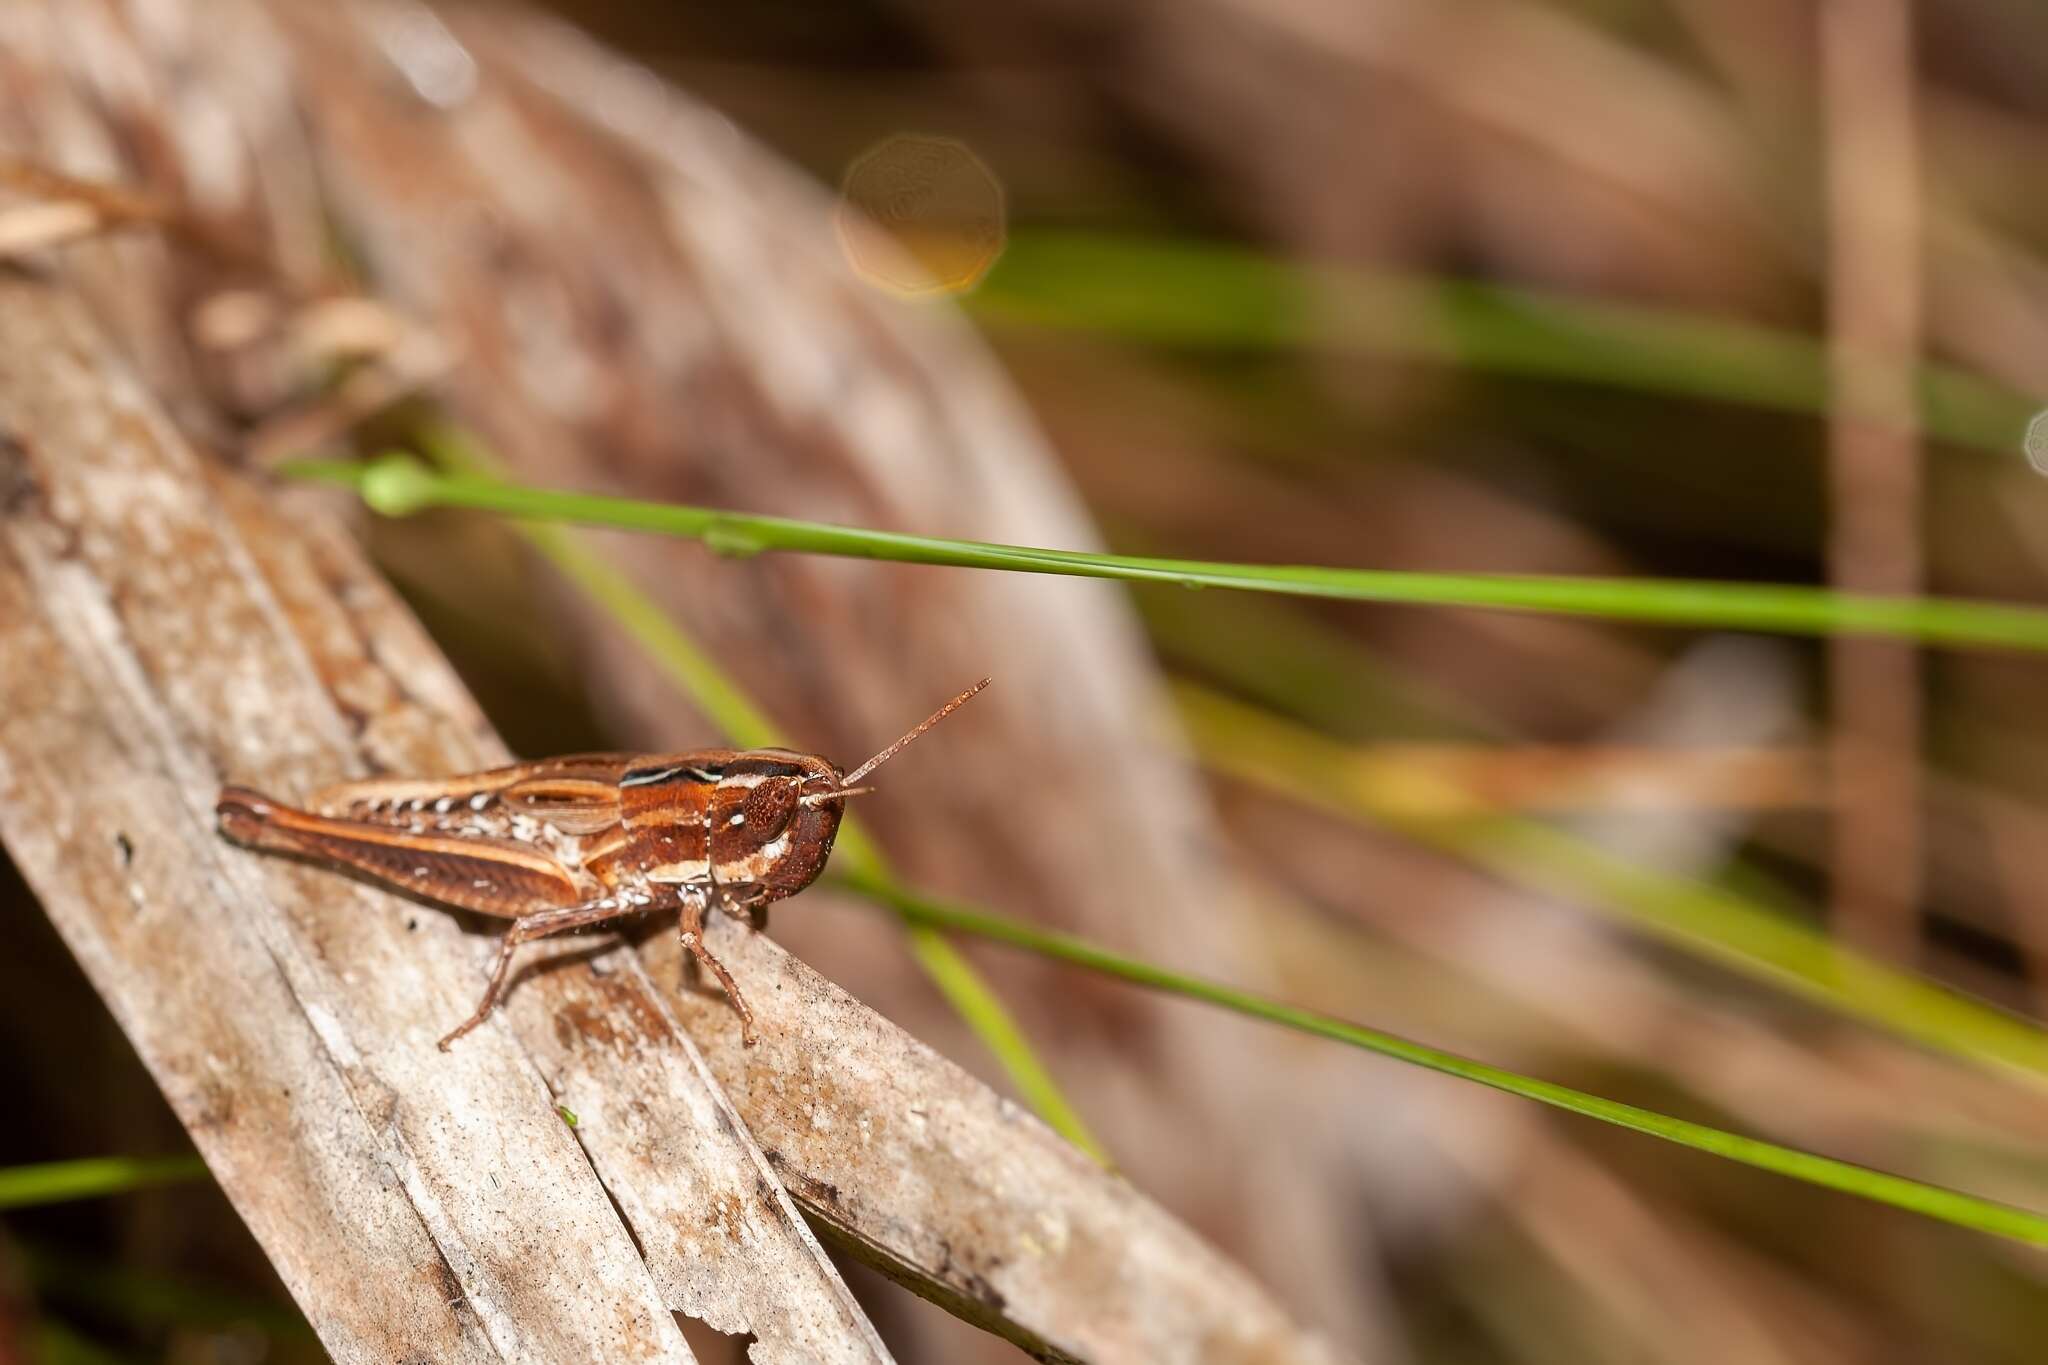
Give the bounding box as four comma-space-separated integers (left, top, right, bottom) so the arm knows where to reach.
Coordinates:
217, 679, 989, 1049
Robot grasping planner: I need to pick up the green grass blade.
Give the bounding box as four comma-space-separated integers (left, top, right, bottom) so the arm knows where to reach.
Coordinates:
971, 229, 2042, 457
285, 455, 2048, 654
845, 872, 2048, 1248
1174, 683, 2048, 1087
0, 1155, 208, 1210
408, 426, 1110, 1164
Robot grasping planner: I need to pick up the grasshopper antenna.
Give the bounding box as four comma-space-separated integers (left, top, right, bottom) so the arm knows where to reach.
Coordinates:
807, 677, 991, 804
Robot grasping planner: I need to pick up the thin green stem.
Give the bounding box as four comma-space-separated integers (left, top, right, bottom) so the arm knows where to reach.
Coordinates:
286, 455, 2048, 654
0, 1155, 208, 1210
409, 427, 1110, 1164
844, 873, 2048, 1248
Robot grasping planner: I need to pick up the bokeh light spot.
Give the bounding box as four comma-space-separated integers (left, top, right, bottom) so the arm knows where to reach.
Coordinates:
2027, 410, 2048, 476
835, 134, 1006, 297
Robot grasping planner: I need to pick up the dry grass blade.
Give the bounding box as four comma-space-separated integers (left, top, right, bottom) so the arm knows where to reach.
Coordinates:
0, 274, 1334, 1363
218, 493, 892, 1364
1821, 0, 1925, 966
0, 284, 665, 1359
0, 274, 891, 1363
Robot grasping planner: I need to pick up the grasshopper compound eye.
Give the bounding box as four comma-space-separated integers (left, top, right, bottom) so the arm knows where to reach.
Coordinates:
742, 778, 800, 840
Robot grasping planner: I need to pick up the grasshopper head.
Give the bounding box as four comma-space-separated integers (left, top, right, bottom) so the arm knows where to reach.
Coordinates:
707, 752, 848, 900
706, 678, 990, 903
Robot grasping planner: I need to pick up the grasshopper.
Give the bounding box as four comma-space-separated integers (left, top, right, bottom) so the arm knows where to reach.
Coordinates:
217, 679, 989, 1049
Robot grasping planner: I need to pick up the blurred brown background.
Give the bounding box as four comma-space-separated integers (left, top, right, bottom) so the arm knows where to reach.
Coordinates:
7, 0, 2048, 1361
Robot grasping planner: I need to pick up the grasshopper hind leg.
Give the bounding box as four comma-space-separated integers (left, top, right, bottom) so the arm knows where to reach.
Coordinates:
437, 892, 652, 1050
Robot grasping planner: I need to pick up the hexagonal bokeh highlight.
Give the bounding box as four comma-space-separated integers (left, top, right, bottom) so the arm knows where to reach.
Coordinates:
835, 134, 1006, 297
2027, 410, 2048, 476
